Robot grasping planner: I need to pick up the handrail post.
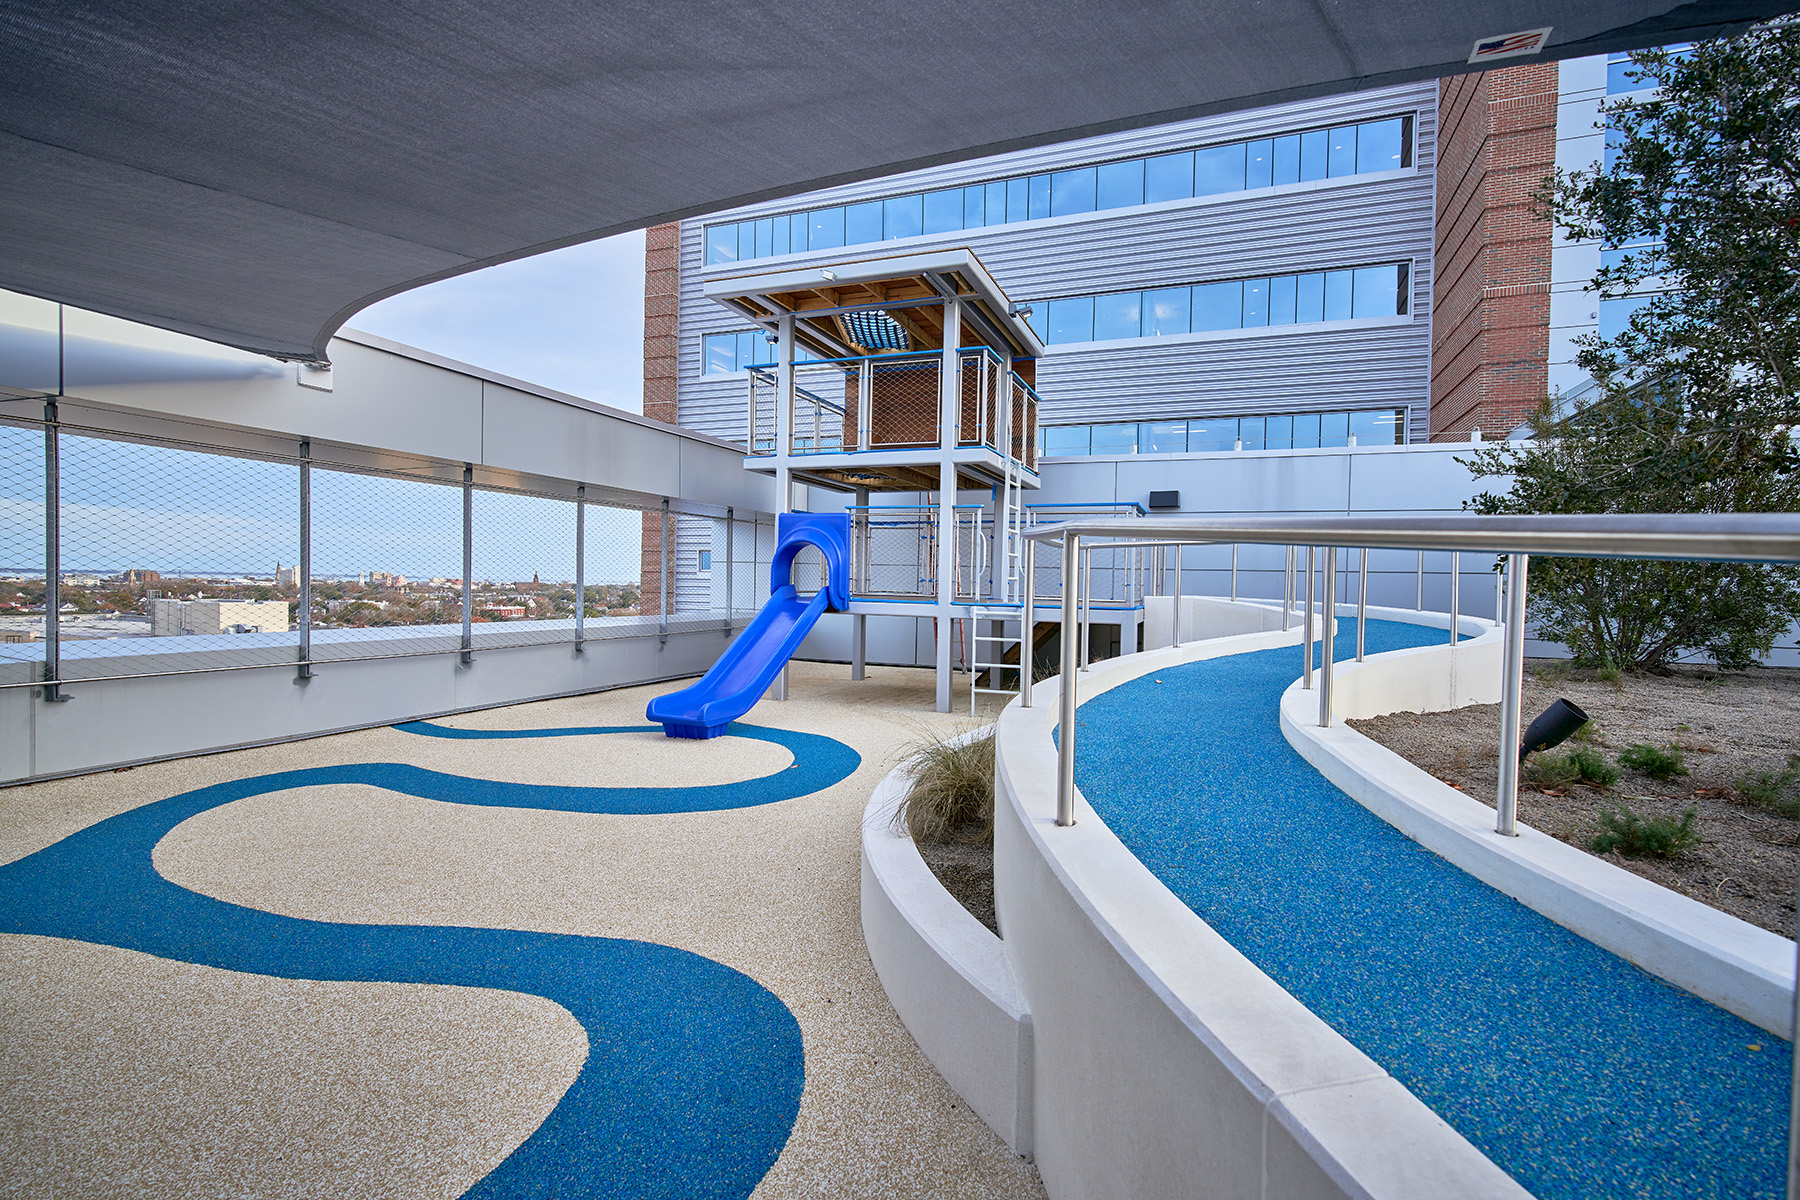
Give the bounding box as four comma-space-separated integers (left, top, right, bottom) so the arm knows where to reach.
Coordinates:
42, 400, 63, 702
1057, 532, 1079, 827
1449, 550, 1460, 644
1417, 549, 1425, 610
1230, 542, 1238, 602
1173, 543, 1184, 648
1283, 545, 1294, 631
1020, 535, 1035, 708
1355, 546, 1368, 662
460, 464, 474, 666
1496, 553, 1529, 837
297, 437, 313, 679
1079, 544, 1093, 671
1303, 546, 1315, 689
574, 483, 586, 648
1320, 548, 1336, 726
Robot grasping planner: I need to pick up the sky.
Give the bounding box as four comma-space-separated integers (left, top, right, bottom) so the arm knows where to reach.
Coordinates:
345, 231, 647, 414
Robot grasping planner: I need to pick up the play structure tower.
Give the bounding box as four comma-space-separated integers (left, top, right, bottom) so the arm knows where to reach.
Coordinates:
707, 249, 1046, 714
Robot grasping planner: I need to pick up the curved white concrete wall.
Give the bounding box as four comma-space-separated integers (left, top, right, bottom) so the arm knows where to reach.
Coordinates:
860, 750, 1034, 1155
993, 625, 1530, 1200
1281, 608, 1797, 1037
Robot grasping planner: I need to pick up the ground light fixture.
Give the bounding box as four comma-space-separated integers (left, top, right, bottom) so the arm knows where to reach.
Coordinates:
1519, 697, 1590, 761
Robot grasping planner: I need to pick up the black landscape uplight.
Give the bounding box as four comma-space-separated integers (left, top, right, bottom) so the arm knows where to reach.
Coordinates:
1519, 698, 1590, 761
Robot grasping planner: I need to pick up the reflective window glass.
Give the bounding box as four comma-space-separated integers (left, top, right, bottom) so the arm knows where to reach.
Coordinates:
1357, 118, 1405, 173
789, 213, 809, 251
739, 222, 756, 262
1292, 412, 1322, 448
1352, 265, 1399, 318
883, 194, 922, 240
809, 206, 846, 250
706, 224, 737, 265
1324, 270, 1353, 320
1194, 143, 1246, 196
1027, 174, 1052, 220
1139, 422, 1188, 453
1268, 274, 1298, 325
1094, 291, 1144, 341
1007, 178, 1029, 222
1350, 409, 1404, 445
1327, 125, 1357, 176
1050, 166, 1098, 216
1273, 134, 1300, 185
1097, 159, 1145, 209
1089, 423, 1137, 454
846, 202, 882, 246
1395, 262, 1411, 314
739, 330, 768, 368
1245, 139, 1274, 189
1599, 294, 1655, 340
963, 186, 985, 229
985, 181, 1008, 225
773, 215, 791, 255
923, 189, 963, 234
1242, 278, 1271, 327
1608, 54, 1651, 93
1299, 129, 1329, 181
1144, 287, 1191, 336
1320, 410, 1350, 448
1187, 419, 1235, 452
1145, 151, 1194, 202
1046, 296, 1095, 344
699, 550, 713, 571
703, 332, 738, 374
1296, 273, 1325, 323
1238, 416, 1266, 451
1263, 414, 1293, 449
1042, 425, 1091, 457
1025, 306, 1047, 340
1192, 281, 1243, 332
754, 218, 773, 258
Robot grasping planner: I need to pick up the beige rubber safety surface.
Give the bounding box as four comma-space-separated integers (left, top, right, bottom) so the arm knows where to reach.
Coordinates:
0, 661, 1043, 1200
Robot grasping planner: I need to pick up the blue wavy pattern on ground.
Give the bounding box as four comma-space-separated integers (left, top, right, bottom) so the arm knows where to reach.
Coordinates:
0, 720, 859, 1198
391, 720, 860, 812
1074, 619, 1790, 1200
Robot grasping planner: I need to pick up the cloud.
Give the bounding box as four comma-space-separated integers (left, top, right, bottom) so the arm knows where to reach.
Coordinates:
344, 232, 646, 413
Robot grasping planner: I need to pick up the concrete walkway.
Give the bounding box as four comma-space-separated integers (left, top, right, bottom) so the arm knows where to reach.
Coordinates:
0, 662, 1042, 1200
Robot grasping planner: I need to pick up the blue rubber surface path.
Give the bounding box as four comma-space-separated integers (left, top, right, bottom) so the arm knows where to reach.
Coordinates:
1073, 619, 1790, 1200
0, 720, 859, 1199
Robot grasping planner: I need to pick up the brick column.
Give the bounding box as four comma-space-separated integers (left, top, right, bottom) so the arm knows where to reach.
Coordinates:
639, 221, 680, 614
1431, 63, 1558, 440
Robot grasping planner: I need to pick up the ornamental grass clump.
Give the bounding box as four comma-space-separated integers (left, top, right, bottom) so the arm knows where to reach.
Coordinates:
894, 730, 996, 847
1591, 804, 1699, 859
1736, 754, 1800, 818
1618, 742, 1689, 781
1527, 745, 1621, 790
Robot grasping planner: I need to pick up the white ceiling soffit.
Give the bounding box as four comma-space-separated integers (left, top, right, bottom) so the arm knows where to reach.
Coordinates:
0, 0, 1789, 362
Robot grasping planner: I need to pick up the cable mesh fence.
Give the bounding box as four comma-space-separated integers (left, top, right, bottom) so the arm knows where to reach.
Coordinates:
0, 422, 47, 685
470, 488, 578, 649
582, 499, 653, 637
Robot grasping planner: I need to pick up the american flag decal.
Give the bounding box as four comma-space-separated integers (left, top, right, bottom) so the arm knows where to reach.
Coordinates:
1468, 27, 1552, 63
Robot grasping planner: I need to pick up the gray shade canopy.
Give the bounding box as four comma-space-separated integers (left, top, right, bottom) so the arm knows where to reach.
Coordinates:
1, 0, 1787, 362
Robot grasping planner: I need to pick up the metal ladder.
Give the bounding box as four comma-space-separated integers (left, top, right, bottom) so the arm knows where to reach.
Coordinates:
968, 607, 1023, 713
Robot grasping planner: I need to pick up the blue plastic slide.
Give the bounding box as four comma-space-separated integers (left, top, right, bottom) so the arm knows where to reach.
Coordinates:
647, 512, 851, 739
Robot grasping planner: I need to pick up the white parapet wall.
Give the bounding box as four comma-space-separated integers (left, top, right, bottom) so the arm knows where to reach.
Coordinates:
860, 746, 1034, 1156
1281, 607, 1798, 1037
992, 620, 1531, 1200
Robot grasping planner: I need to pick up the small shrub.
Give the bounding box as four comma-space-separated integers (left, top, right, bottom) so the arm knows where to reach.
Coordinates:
1736, 754, 1800, 819
894, 730, 995, 846
1528, 745, 1620, 789
1618, 743, 1689, 781
1571, 720, 1601, 744
1591, 804, 1699, 858
1596, 661, 1623, 685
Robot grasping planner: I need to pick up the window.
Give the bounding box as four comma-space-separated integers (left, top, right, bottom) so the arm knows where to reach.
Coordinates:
703, 114, 1419, 264
1031, 262, 1410, 346
1039, 408, 1406, 456
701, 329, 816, 373
698, 550, 713, 572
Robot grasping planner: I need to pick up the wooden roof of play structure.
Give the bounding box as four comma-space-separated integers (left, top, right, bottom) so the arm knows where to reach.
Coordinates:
702, 250, 1046, 365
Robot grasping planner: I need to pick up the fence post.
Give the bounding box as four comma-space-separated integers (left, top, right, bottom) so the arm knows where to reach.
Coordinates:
659, 498, 670, 644
1356, 546, 1367, 662
1495, 554, 1529, 837
298, 439, 312, 679
460, 464, 474, 665
41, 400, 65, 703
574, 484, 586, 648
725, 506, 735, 636
1057, 532, 1079, 827
1020, 535, 1035, 708
1303, 546, 1316, 689
1320, 548, 1336, 726
1449, 551, 1461, 644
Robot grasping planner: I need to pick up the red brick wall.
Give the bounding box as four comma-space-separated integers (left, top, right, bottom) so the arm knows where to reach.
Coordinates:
1431, 64, 1558, 440
639, 222, 681, 613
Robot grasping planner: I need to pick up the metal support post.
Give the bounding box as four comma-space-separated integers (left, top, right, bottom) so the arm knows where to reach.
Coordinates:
1173, 543, 1184, 649
659, 498, 670, 644
1320, 548, 1336, 726
1355, 547, 1367, 662
460, 464, 474, 665
724, 506, 734, 635
1449, 550, 1460, 643
1495, 554, 1529, 837
1303, 546, 1316, 689
1283, 545, 1295, 631
1057, 533, 1079, 827
1494, 565, 1503, 627
1417, 550, 1425, 610
1020, 537, 1036, 707
298, 439, 313, 679
1079, 545, 1093, 670
41, 400, 66, 702
1230, 543, 1238, 602
574, 484, 586, 648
